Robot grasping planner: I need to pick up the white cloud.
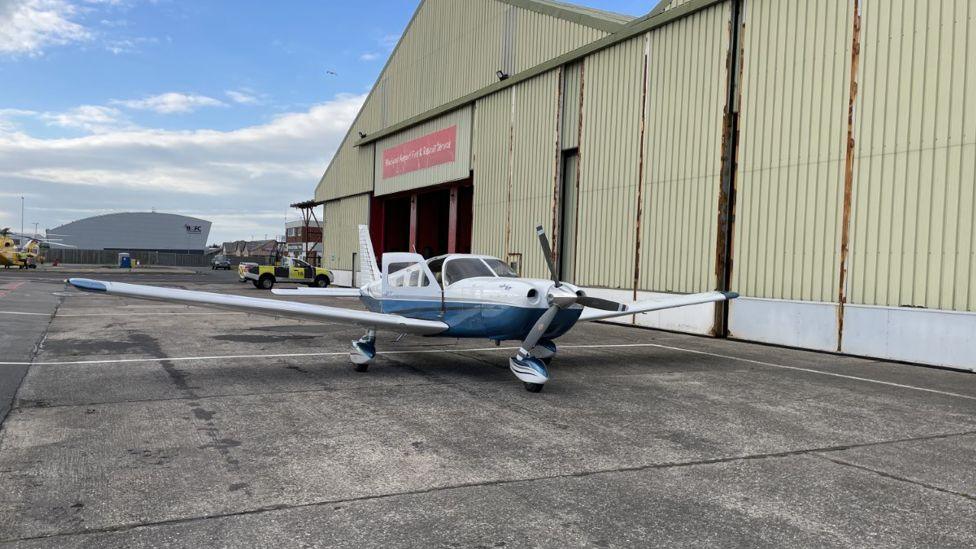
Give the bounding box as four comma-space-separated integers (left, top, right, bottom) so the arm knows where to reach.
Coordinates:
0, 0, 91, 56
359, 52, 379, 62
40, 104, 134, 133
0, 93, 365, 242
379, 33, 400, 50
225, 89, 260, 105
112, 92, 226, 114
0, 108, 39, 132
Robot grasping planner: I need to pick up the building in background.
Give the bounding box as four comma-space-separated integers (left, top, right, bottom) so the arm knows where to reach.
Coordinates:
309, 0, 976, 372
48, 212, 212, 254
285, 219, 322, 265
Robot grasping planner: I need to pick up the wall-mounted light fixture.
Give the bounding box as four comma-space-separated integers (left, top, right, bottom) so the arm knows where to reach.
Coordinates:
358, 131, 367, 139
496, 70, 509, 81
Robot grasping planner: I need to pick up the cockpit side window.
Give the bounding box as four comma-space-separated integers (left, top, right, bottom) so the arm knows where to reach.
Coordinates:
482, 258, 518, 278
443, 258, 495, 286
426, 257, 446, 286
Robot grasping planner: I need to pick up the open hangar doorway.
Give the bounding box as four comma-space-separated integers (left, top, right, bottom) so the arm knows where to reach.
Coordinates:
369, 176, 472, 260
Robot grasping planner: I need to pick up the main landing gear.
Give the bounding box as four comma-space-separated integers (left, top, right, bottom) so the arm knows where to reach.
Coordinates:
509, 339, 556, 393
350, 329, 376, 372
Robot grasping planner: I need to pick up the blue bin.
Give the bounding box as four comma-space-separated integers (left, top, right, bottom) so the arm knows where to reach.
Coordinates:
118, 253, 131, 269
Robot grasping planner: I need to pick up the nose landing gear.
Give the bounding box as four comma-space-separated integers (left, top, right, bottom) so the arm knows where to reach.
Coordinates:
350, 329, 376, 372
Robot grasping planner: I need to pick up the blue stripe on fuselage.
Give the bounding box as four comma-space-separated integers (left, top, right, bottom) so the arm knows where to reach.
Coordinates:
360, 295, 581, 340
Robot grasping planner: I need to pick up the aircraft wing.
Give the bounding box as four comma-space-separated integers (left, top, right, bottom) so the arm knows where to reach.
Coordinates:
67, 278, 448, 335
271, 287, 362, 297
578, 291, 737, 322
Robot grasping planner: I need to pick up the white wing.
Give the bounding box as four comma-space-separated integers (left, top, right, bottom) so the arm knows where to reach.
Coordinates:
271, 287, 362, 297
68, 278, 447, 335
578, 291, 736, 322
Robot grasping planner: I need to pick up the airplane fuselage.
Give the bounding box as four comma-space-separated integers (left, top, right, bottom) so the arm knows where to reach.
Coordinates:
360, 274, 583, 341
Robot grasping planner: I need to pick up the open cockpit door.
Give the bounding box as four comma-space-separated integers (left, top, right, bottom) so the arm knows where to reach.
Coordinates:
381, 252, 442, 300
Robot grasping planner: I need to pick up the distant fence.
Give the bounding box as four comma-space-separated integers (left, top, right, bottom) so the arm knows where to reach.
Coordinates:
45, 249, 211, 267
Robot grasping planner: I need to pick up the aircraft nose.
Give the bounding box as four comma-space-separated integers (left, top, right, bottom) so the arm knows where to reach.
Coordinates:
547, 284, 579, 308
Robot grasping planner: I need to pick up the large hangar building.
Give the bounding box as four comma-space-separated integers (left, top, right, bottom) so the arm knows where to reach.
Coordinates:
49, 212, 212, 254
315, 0, 976, 371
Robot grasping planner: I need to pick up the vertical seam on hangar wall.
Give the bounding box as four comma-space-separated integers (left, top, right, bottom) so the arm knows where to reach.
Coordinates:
551, 66, 565, 265
836, 0, 862, 351
572, 61, 586, 282
713, 0, 744, 337
504, 89, 516, 259
632, 33, 652, 306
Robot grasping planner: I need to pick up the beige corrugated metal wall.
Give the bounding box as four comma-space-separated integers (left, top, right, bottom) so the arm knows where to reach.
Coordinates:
848, 0, 976, 312
507, 70, 562, 279
515, 9, 606, 72
316, 143, 375, 202
373, 107, 473, 196
575, 36, 646, 289
561, 62, 582, 150
731, 0, 854, 302
471, 90, 513, 260
322, 194, 370, 271
316, 0, 614, 203
640, 2, 730, 294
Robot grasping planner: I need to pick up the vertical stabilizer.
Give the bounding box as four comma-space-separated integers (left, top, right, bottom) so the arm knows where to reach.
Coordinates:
357, 224, 381, 286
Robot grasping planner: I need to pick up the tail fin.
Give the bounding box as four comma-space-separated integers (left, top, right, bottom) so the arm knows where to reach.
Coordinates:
357, 224, 381, 286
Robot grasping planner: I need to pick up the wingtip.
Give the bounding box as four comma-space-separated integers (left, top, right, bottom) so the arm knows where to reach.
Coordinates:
68, 278, 108, 292
722, 291, 740, 300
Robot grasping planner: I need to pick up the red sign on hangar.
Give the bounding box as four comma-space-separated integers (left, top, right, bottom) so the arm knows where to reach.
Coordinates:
382, 125, 457, 179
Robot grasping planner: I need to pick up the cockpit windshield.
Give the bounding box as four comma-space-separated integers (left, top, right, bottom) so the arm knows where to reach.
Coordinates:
482, 258, 518, 278
443, 258, 495, 286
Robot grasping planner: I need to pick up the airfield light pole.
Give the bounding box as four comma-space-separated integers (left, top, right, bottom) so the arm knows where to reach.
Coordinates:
21, 196, 24, 236
33, 222, 39, 238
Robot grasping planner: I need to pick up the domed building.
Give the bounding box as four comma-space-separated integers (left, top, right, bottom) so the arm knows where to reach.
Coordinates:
48, 212, 212, 254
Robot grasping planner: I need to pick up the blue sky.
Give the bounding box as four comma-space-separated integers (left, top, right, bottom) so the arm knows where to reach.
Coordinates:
0, 0, 652, 243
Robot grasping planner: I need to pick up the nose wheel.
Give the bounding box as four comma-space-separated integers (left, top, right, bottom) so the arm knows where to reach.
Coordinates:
350, 329, 376, 372
510, 354, 549, 392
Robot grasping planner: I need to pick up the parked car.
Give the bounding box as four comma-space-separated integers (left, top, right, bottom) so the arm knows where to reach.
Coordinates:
211, 255, 232, 270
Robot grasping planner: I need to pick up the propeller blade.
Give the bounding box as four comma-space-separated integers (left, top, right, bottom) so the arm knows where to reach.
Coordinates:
518, 305, 559, 358
577, 295, 628, 312
535, 225, 560, 287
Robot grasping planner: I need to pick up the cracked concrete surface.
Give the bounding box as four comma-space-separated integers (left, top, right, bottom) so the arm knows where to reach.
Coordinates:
0, 270, 974, 548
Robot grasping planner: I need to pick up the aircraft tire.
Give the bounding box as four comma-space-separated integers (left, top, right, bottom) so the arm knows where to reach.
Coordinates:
354, 363, 369, 372
523, 382, 544, 393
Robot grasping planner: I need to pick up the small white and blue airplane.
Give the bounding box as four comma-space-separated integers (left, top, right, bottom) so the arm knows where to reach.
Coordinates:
69, 225, 737, 392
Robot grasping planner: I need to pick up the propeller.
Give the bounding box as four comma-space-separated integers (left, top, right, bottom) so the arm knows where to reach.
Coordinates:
516, 227, 630, 360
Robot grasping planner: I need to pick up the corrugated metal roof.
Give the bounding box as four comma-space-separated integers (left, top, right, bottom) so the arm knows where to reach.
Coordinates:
497, 0, 634, 29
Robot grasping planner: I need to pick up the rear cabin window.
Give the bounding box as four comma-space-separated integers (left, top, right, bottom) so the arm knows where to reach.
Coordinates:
443, 258, 495, 286
387, 262, 430, 288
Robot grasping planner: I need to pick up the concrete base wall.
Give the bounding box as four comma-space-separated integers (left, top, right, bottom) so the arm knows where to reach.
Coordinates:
729, 296, 976, 372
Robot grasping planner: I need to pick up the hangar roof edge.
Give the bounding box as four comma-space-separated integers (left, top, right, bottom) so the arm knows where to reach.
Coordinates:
354, 0, 724, 148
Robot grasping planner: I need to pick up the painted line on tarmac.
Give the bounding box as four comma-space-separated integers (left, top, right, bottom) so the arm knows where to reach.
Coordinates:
0, 341, 972, 402
0, 310, 244, 317
0, 346, 520, 366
